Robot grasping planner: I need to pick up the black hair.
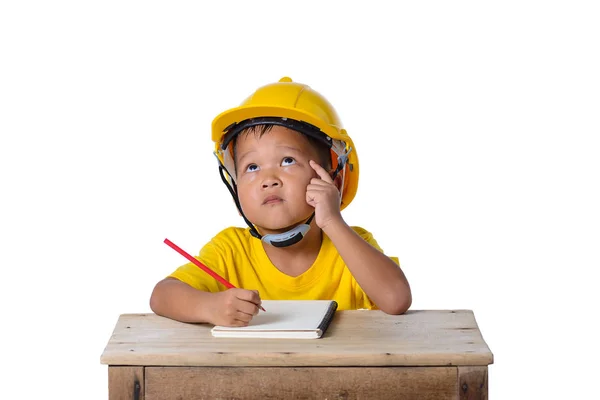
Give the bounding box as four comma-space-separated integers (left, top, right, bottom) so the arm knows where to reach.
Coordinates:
232, 124, 332, 174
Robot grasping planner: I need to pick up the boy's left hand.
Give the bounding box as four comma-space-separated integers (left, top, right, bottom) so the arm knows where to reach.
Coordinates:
306, 160, 343, 230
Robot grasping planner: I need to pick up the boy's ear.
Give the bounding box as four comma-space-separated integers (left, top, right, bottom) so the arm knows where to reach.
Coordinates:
333, 173, 343, 192
333, 174, 343, 206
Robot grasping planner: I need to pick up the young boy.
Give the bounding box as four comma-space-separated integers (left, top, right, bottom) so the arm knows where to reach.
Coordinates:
150, 77, 411, 327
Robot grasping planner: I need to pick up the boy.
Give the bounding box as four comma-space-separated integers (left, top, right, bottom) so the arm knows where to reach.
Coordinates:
150, 77, 412, 327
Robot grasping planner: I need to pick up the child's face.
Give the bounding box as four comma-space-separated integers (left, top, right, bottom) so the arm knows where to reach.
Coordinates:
234, 126, 321, 234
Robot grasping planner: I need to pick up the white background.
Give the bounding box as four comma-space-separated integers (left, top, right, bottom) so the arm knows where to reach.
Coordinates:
1, 1, 599, 398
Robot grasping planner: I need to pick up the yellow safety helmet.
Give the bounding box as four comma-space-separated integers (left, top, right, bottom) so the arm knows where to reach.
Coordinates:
212, 77, 359, 210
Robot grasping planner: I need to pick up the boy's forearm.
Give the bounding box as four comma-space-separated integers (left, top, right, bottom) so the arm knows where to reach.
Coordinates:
150, 278, 214, 323
323, 220, 412, 314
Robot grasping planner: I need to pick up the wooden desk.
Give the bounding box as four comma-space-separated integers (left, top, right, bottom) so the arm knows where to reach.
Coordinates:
101, 310, 493, 399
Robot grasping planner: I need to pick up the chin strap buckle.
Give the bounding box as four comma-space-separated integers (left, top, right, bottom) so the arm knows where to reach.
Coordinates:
261, 223, 311, 247
332, 147, 353, 179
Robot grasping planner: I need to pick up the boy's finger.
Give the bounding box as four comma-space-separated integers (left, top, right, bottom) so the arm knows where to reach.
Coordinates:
236, 302, 259, 318
250, 289, 262, 303
237, 290, 262, 310
307, 184, 331, 192
236, 289, 260, 303
309, 160, 334, 183
310, 178, 332, 186
234, 289, 265, 312
251, 290, 266, 311
232, 318, 250, 327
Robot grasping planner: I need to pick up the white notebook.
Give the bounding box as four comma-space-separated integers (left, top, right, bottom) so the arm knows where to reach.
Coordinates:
211, 300, 338, 339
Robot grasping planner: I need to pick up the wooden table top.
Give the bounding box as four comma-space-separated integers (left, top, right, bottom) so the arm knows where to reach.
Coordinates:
100, 309, 493, 367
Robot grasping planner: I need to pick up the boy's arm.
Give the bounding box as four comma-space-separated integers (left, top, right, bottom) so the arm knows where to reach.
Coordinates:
150, 278, 214, 323
306, 160, 411, 314
324, 221, 412, 315
150, 277, 261, 326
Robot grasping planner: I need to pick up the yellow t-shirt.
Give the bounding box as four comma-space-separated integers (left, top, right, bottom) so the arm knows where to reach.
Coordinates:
168, 226, 398, 310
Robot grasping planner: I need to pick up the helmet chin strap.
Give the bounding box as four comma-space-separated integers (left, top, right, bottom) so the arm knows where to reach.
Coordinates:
215, 149, 352, 248
260, 220, 313, 248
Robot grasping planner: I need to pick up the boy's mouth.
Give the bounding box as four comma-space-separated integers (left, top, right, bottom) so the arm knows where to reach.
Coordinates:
262, 195, 283, 205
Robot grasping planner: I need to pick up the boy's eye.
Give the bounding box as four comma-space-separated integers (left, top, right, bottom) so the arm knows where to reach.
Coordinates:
282, 157, 296, 166
246, 164, 259, 172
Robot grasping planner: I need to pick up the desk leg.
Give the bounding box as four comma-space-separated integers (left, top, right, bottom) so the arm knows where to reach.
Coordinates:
108, 366, 145, 400
458, 366, 488, 400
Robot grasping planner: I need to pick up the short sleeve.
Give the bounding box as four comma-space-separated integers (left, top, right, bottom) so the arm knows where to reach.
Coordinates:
168, 241, 230, 292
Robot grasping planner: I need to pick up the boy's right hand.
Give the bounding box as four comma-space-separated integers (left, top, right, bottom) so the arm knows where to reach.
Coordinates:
208, 288, 262, 327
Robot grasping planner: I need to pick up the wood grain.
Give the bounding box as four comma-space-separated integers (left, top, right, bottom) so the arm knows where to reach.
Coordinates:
145, 366, 457, 400
108, 366, 144, 400
100, 310, 494, 367
458, 366, 488, 400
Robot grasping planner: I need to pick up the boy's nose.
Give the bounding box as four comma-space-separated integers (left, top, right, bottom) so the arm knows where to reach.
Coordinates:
261, 177, 281, 189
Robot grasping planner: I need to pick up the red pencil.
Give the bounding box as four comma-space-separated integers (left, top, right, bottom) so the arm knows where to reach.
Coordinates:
164, 238, 266, 312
